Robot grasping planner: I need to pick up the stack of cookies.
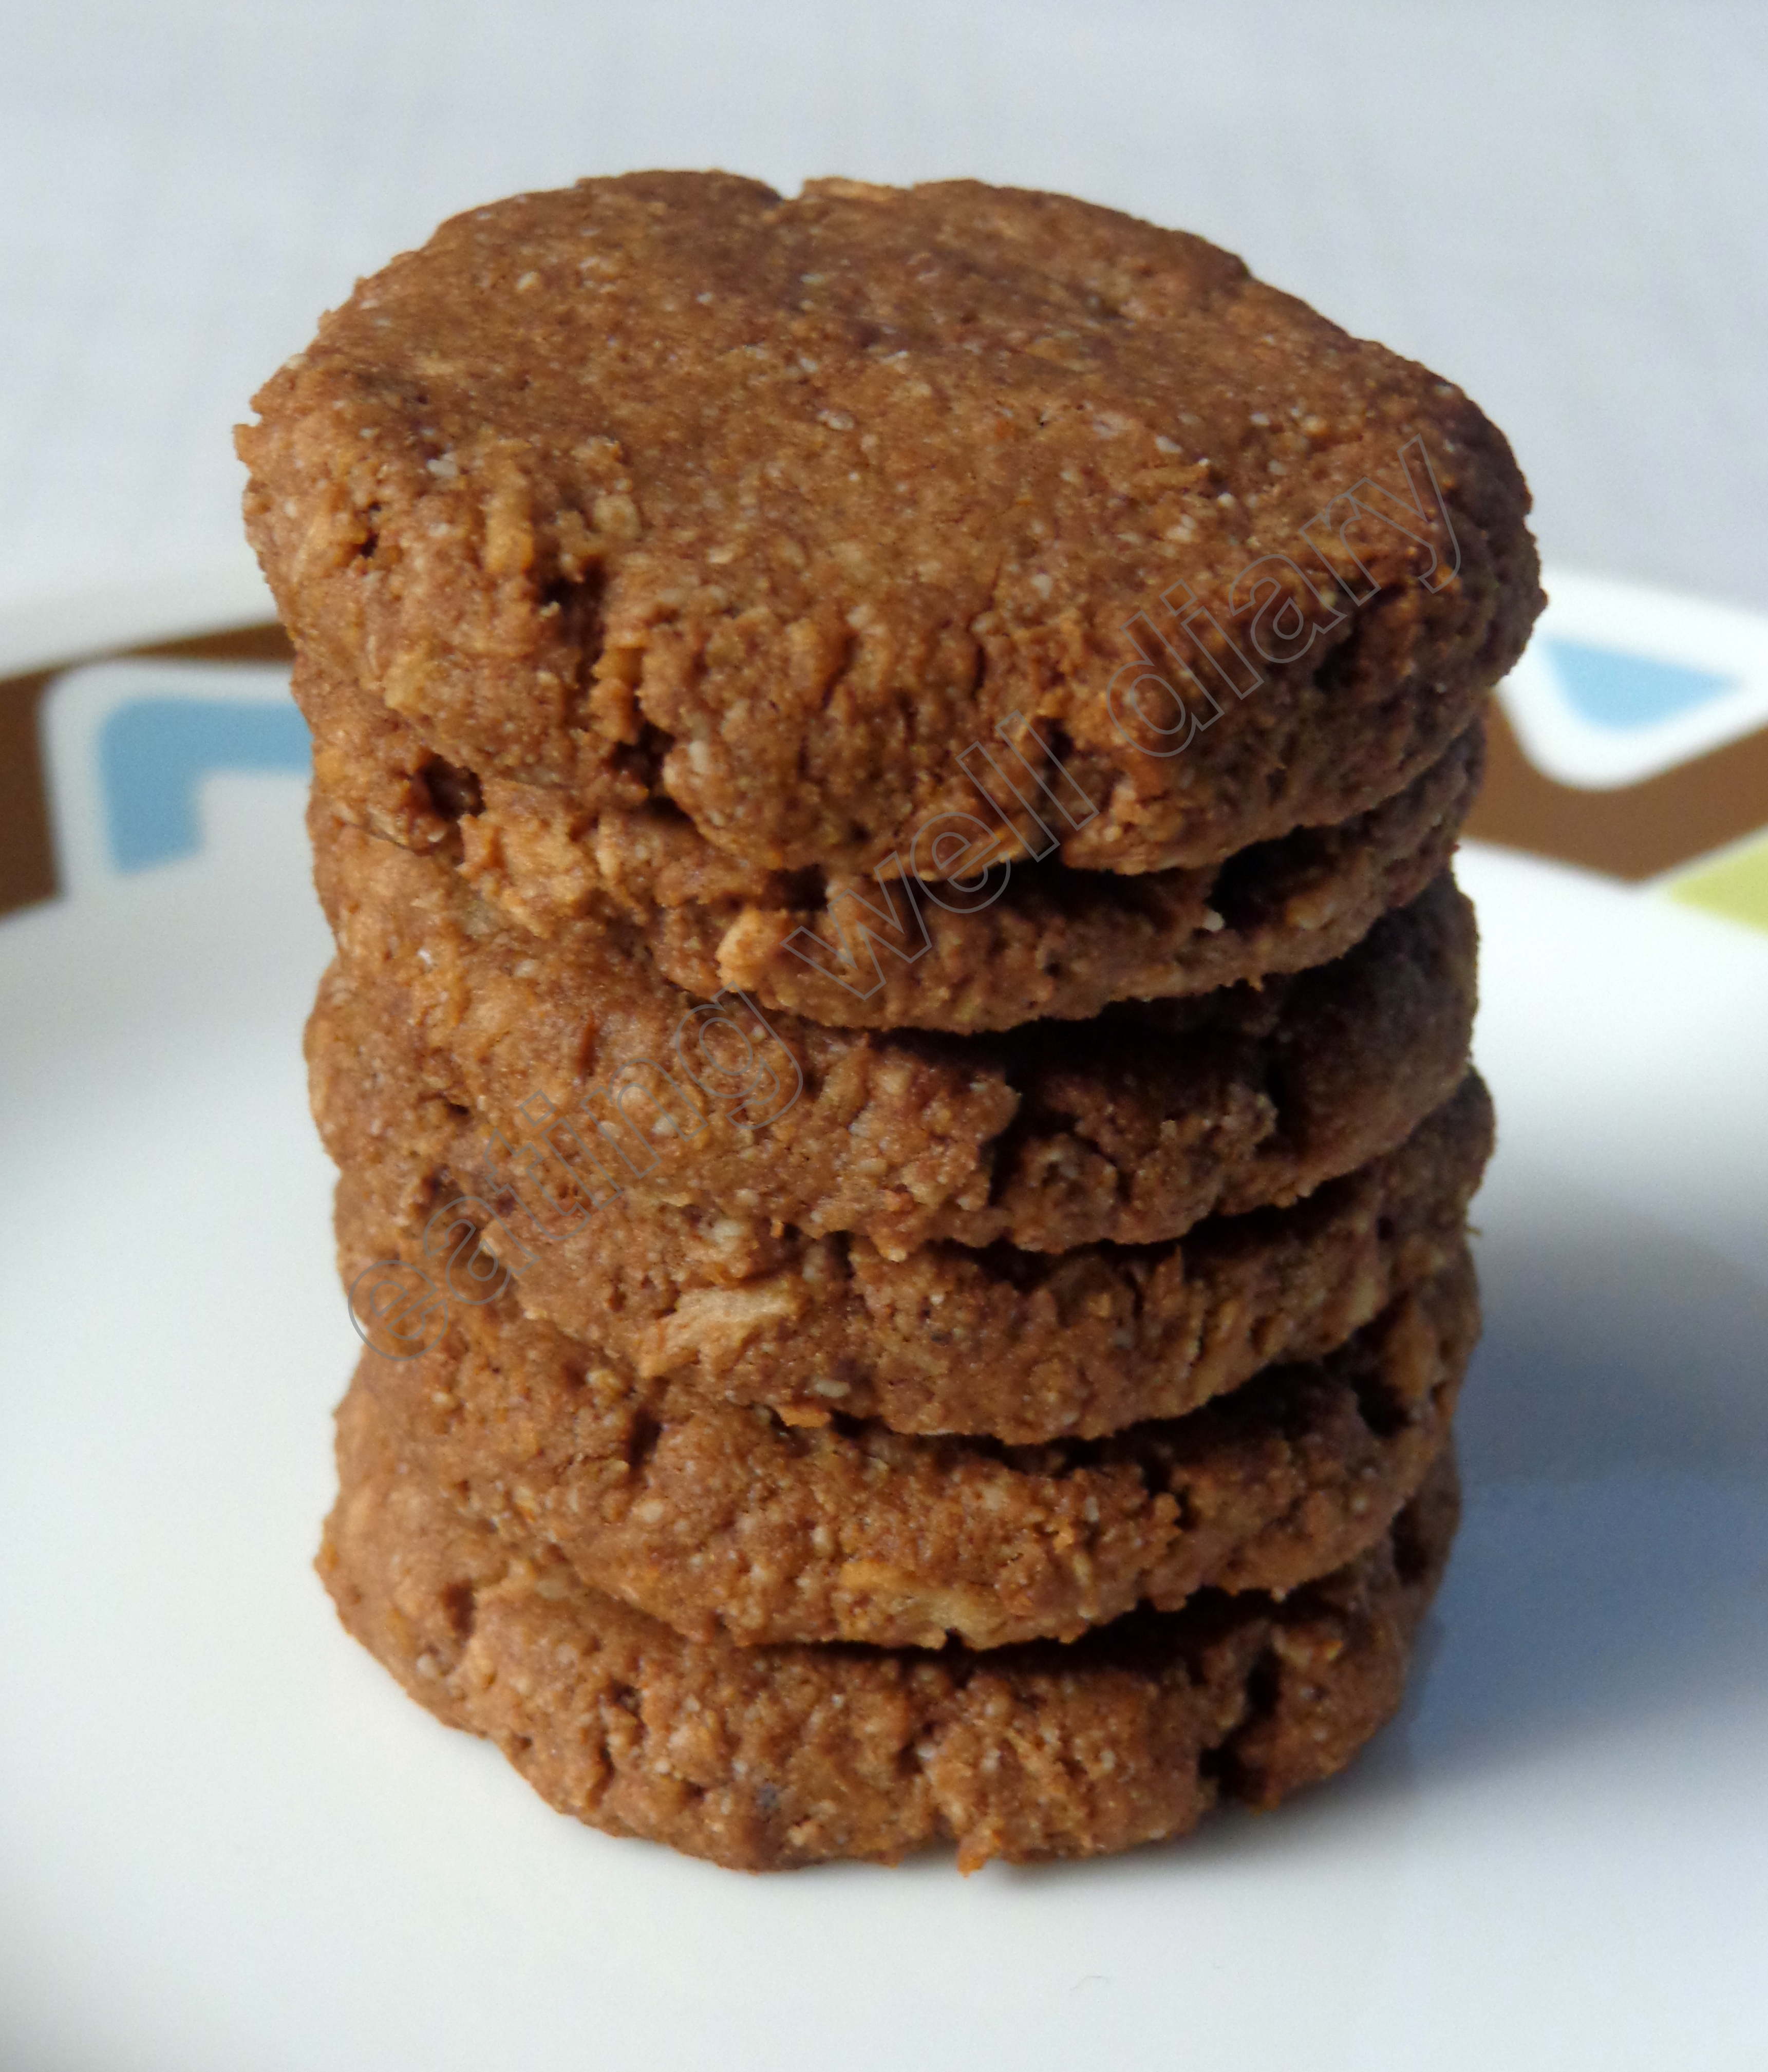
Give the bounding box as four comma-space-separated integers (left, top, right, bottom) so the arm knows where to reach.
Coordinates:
239, 175, 1541, 1871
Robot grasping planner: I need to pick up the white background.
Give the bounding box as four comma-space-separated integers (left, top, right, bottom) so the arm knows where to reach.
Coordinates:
3, 0, 1765, 618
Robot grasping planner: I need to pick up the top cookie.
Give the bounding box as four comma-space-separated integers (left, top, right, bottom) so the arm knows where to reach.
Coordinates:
240, 172, 1540, 880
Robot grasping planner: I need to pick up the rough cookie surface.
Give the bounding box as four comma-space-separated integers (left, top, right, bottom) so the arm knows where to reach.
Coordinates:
321, 1385, 1460, 1871
299, 649, 1484, 1031
241, 173, 1540, 881
337, 1144, 1475, 1648
312, 807, 1479, 1255
316, 953, 1492, 1437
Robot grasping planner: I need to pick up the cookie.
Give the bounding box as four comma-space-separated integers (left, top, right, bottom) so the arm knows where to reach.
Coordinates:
298, 650, 1483, 1031
319, 1382, 1460, 1870
241, 173, 1540, 885
312, 806, 1478, 1255
336, 1158, 1474, 1649
318, 951, 1492, 1436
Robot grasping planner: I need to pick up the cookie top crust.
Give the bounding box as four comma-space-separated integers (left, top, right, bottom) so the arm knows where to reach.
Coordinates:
241, 173, 1540, 879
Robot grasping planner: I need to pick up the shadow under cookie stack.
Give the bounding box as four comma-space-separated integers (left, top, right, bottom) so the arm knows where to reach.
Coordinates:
240, 174, 1542, 1872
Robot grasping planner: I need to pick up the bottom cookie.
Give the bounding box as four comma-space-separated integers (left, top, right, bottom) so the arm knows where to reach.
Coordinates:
319, 1387, 1459, 1872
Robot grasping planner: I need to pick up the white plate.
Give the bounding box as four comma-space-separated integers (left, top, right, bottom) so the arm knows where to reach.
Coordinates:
3, 573, 1766, 2071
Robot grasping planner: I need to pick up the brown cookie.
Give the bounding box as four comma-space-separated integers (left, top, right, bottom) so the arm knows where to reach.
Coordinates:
336, 1156, 1474, 1649
320, 1381, 1460, 1870
300, 646, 1483, 1031
318, 952, 1492, 1437
312, 806, 1478, 1255
241, 173, 1540, 886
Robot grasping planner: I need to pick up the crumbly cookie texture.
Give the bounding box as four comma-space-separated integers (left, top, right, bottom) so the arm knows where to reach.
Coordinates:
316, 952, 1492, 1437
241, 173, 1540, 882
321, 1385, 1460, 1871
336, 1132, 1474, 1649
311, 807, 1478, 1255
298, 649, 1484, 1031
